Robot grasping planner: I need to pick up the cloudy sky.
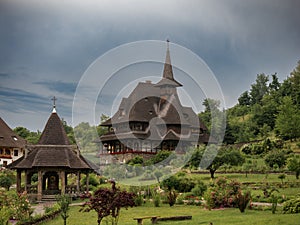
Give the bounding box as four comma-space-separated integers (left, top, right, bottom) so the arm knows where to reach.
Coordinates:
0, 0, 299, 131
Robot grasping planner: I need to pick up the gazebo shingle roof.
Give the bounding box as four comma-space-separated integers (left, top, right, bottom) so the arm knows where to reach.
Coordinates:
8, 108, 93, 171
38, 111, 70, 145
9, 145, 91, 169
0, 117, 26, 148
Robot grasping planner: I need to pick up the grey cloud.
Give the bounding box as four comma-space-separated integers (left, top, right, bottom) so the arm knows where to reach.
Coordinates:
34, 80, 77, 95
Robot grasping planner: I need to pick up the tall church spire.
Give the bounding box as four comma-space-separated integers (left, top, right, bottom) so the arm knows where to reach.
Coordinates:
155, 40, 182, 87
163, 39, 173, 80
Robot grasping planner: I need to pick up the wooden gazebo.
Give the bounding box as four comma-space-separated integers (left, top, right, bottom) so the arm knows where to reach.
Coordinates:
9, 104, 94, 201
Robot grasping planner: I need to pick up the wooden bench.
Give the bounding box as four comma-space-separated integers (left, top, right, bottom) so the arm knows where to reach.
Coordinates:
133, 216, 160, 225
157, 215, 192, 221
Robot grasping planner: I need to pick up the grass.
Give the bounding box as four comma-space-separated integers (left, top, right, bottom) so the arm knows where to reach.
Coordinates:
41, 204, 300, 225
39, 169, 300, 224
187, 172, 299, 184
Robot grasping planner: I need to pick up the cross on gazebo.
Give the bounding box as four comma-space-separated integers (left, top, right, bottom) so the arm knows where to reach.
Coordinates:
51, 96, 57, 109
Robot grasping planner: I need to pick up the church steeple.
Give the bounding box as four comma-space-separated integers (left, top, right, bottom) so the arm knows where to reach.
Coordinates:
163, 39, 174, 80
38, 97, 70, 145
155, 40, 182, 87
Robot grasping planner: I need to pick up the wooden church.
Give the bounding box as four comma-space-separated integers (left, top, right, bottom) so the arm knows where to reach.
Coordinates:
100, 41, 209, 162
9, 102, 94, 201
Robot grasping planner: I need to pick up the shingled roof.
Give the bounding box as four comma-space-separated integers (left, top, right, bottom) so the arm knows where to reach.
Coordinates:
9, 107, 93, 171
0, 117, 26, 148
38, 110, 70, 145
9, 145, 91, 169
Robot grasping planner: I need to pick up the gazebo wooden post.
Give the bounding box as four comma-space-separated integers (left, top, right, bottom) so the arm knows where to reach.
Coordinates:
37, 170, 43, 201
24, 170, 28, 192
76, 171, 81, 193
16, 170, 22, 193
85, 172, 89, 193
60, 170, 65, 195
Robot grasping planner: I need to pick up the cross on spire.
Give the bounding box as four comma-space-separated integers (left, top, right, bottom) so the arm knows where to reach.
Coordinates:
51, 96, 57, 113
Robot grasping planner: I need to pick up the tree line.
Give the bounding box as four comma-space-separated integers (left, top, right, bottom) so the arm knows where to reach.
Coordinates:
199, 60, 300, 144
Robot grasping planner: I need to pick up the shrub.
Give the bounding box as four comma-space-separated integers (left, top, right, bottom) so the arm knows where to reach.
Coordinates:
81, 173, 100, 189
127, 156, 144, 165
0, 190, 33, 222
161, 174, 196, 192
236, 191, 251, 213
204, 177, 248, 211
153, 194, 161, 207
80, 181, 136, 225
56, 194, 71, 225
264, 150, 288, 169
271, 194, 278, 214
191, 181, 207, 197
167, 189, 177, 207
31, 173, 38, 183
0, 175, 13, 191
278, 173, 286, 184
176, 195, 185, 205
283, 198, 300, 214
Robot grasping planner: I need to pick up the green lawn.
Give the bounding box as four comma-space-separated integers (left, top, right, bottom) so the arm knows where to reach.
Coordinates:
42, 204, 300, 225
187, 172, 299, 183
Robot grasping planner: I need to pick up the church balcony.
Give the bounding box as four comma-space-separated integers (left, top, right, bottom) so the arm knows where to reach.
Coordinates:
109, 150, 157, 155
0, 154, 12, 159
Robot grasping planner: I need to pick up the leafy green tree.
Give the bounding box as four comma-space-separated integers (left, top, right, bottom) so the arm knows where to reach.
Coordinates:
13, 127, 30, 138
289, 60, 300, 106
189, 146, 244, 178
144, 150, 172, 166
223, 120, 237, 144
264, 150, 288, 169
269, 73, 281, 92
238, 91, 251, 106
81, 181, 136, 225
13, 127, 41, 144
97, 114, 109, 137
287, 155, 300, 179
74, 122, 99, 152
56, 194, 71, 225
81, 173, 100, 190
199, 98, 221, 129
277, 79, 292, 99
0, 169, 15, 190
153, 170, 163, 183
61, 118, 75, 144
250, 73, 269, 105
260, 94, 278, 129
199, 98, 226, 143
0, 176, 12, 191
275, 96, 300, 140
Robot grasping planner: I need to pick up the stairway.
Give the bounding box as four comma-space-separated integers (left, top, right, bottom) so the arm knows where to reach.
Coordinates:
41, 195, 56, 202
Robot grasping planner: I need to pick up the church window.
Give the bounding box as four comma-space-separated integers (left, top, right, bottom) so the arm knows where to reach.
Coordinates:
14, 149, 18, 157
